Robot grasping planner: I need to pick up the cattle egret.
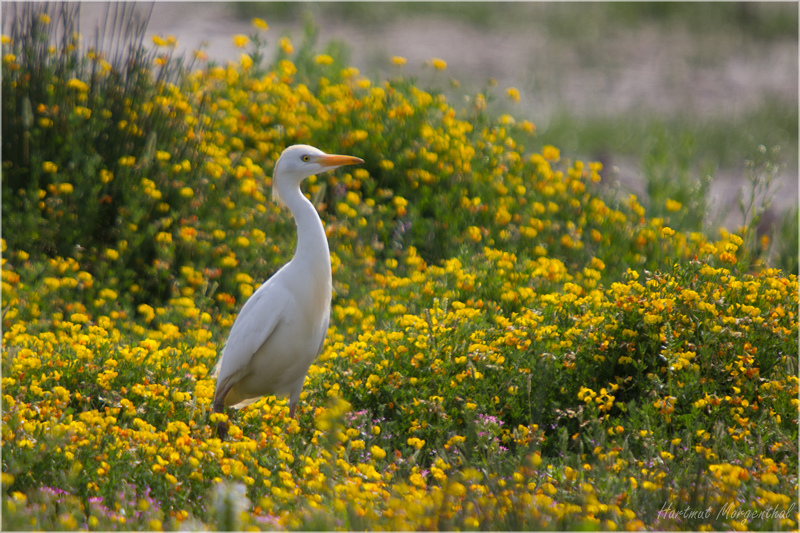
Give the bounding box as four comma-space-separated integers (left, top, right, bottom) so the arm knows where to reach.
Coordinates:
213, 144, 364, 438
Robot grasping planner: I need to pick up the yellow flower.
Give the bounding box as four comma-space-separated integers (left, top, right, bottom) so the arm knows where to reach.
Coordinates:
180, 226, 197, 242
392, 56, 407, 66
542, 145, 560, 162
99, 288, 118, 300
252, 17, 269, 30
279, 37, 293, 54
315, 54, 334, 65
137, 304, 155, 322
407, 437, 425, 450
240, 53, 253, 70
642, 481, 659, 491
665, 198, 682, 212
278, 59, 296, 76
447, 482, 466, 497
519, 120, 536, 134
531, 452, 542, 468
42, 161, 58, 173
370, 445, 386, 460
506, 87, 521, 102
467, 226, 482, 243
431, 57, 447, 70
340, 67, 362, 79
70, 312, 89, 323
152, 35, 167, 46
348, 129, 368, 143
393, 196, 408, 216
239, 283, 254, 298
233, 34, 249, 48
643, 313, 661, 325
57, 183, 73, 194
73, 106, 91, 119
661, 227, 675, 238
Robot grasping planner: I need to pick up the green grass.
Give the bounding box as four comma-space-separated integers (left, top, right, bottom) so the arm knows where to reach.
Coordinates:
536, 102, 798, 171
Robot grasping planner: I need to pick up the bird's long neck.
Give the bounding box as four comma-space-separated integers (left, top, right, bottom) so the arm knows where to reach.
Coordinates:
281, 184, 332, 281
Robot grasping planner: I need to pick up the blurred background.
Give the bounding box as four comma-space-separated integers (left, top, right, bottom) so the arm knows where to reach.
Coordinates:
69, 2, 799, 242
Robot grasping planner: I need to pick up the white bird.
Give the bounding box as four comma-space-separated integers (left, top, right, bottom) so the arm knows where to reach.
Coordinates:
213, 144, 364, 438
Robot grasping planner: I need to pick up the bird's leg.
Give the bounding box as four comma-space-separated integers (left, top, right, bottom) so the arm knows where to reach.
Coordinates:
288, 403, 296, 419
216, 418, 228, 440
213, 398, 229, 440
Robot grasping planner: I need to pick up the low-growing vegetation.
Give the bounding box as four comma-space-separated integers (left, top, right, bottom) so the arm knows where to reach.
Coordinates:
2, 4, 797, 531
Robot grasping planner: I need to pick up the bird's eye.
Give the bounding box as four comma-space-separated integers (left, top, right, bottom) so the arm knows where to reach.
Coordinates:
301, 155, 311, 162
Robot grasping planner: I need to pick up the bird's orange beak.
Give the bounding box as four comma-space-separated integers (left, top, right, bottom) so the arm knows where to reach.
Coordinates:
317, 154, 364, 169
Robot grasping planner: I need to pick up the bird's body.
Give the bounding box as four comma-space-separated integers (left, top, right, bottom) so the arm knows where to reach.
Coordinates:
213, 145, 363, 437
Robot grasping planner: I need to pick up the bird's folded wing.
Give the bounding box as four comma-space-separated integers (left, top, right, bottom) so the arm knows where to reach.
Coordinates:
214, 280, 293, 390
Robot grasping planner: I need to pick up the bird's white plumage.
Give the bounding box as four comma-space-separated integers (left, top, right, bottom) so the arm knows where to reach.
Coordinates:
213, 145, 363, 422
213, 278, 292, 406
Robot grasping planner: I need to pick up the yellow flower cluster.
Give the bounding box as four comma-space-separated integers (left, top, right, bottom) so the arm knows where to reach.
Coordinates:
5, 223, 795, 529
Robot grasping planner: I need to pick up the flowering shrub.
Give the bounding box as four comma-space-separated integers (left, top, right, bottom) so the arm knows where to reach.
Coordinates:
2, 4, 205, 304
2, 6, 798, 531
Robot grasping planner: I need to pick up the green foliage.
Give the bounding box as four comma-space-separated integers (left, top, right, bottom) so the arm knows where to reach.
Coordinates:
773, 205, 799, 276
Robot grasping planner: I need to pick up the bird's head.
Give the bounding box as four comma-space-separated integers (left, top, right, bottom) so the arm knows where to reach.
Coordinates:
272, 145, 364, 205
